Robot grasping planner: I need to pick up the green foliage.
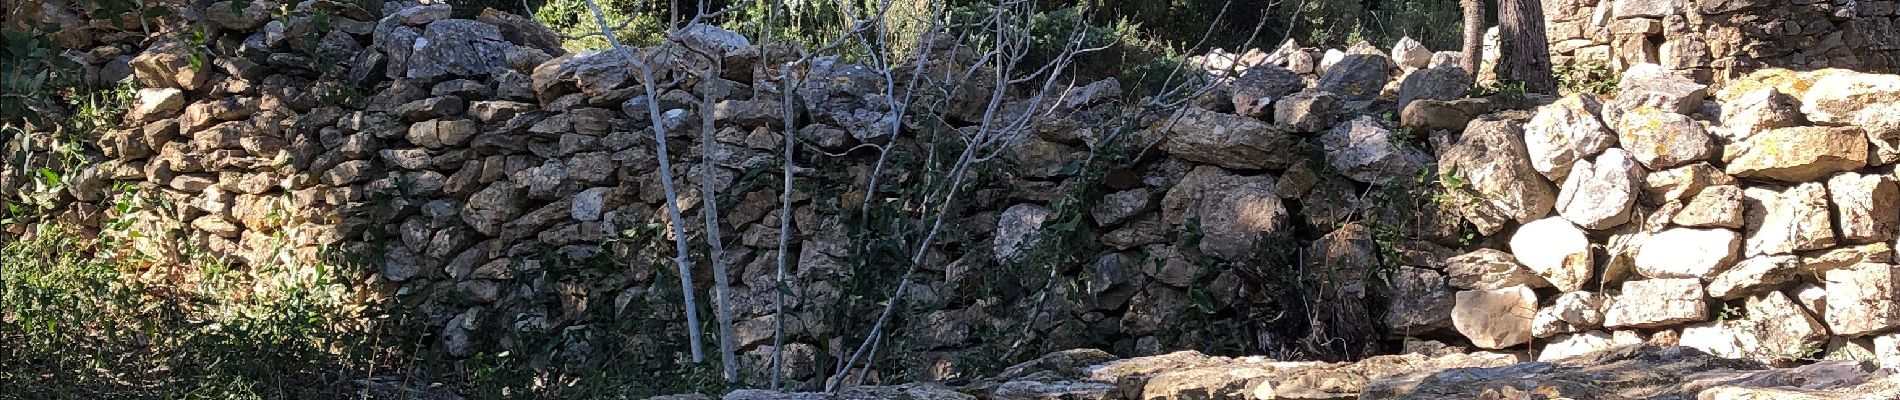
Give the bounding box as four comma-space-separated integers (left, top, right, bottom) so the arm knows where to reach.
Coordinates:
534, 0, 670, 50
1285, 0, 1465, 50
0, 27, 81, 127
0, 189, 394, 399
1557, 61, 1620, 96
1468, 80, 1530, 107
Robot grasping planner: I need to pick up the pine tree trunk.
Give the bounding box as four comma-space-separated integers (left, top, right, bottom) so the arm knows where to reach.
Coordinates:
1498, 0, 1556, 93
1460, 0, 1485, 76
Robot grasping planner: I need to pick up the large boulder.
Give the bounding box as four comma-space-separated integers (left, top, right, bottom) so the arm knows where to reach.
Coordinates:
995, 204, 1054, 263
1825, 263, 1900, 337
1743, 183, 1838, 256
1718, 87, 1806, 142
1539, 331, 1615, 361
1724, 126, 1869, 182
1801, 71, 1900, 127
1159, 107, 1300, 170
1673, 184, 1745, 228
405, 20, 516, 80
1555, 148, 1644, 229
1510, 217, 1593, 292
1321, 117, 1431, 184
1230, 65, 1306, 118
1400, 98, 1491, 132
1453, 286, 1538, 349
1634, 227, 1740, 280
1680, 292, 1828, 362
462, 182, 526, 236
1524, 93, 1617, 182
1392, 37, 1432, 69
1159, 167, 1288, 262
1707, 255, 1799, 300
1438, 115, 1558, 235
1274, 90, 1344, 132
1385, 267, 1456, 333
1604, 278, 1707, 329
1614, 106, 1717, 170
1532, 291, 1605, 338
1316, 54, 1394, 101
1828, 172, 1900, 244
1393, 65, 1472, 111
1612, 63, 1708, 115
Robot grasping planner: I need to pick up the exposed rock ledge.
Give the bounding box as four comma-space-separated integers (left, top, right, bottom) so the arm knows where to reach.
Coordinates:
666, 346, 1898, 400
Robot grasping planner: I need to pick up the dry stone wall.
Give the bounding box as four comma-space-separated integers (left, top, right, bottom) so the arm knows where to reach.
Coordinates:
15, 0, 1900, 393
1544, 0, 1900, 82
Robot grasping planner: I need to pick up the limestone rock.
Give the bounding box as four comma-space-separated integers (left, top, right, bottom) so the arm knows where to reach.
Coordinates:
1539, 331, 1615, 361
1158, 107, 1299, 170
1604, 278, 1708, 329
1385, 266, 1456, 333
1719, 87, 1805, 142
1453, 286, 1538, 349
1555, 148, 1644, 229
1160, 167, 1287, 262
1707, 255, 1799, 300
1827, 172, 1900, 244
1673, 184, 1744, 228
1439, 116, 1558, 235
1524, 93, 1616, 182
1510, 217, 1594, 292
463, 182, 525, 236
407, 20, 514, 80
1614, 106, 1717, 170
1724, 127, 1869, 182
1322, 117, 1431, 184
995, 204, 1053, 264
1091, 188, 1154, 227
1738, 292, 1831, 362
1274, 90, 1343, 132
1392, 37, 1432, 69
1743, 183, 1838, 256
130, 39, 208, 90
1635, 227, 1740, 280
1399, 98, 1491, 132
1393, 65, 1471, 111
1643, 163, 1735, 203
129, 88, 185, 123
1613, 0, 1682, 18
1826, 263, 1900, 337
1316, 54, 1394, 101
1230, 65, 1305, 118
1800, 242, 1895, 275
1532, 291, 1606, 338
1444, 249, 1550, 290
1801, 71, 1900, 126
206, 0, 278, 30
1613, 63, 1707, 115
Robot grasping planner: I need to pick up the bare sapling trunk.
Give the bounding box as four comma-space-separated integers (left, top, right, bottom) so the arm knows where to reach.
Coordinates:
582, 0, 703, 363
692, 56, 740, 382
770, 62, 797, 390
1460, 0, 1485, 77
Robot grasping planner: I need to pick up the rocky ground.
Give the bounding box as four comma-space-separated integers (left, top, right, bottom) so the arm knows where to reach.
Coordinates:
668, 345, 1900, 399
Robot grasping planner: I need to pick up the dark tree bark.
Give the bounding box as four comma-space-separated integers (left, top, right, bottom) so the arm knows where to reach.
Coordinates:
1498, 0, 1556, 93
1460, 0, 1485, 77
